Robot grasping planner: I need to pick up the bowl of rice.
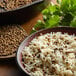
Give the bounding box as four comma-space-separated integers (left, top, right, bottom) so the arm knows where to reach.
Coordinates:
17, 27, 76, 76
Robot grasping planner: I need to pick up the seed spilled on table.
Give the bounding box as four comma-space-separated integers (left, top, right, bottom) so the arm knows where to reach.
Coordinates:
0, 25, 27, 56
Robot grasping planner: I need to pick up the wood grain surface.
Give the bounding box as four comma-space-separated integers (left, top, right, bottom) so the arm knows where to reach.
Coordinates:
22, 12, 43, 35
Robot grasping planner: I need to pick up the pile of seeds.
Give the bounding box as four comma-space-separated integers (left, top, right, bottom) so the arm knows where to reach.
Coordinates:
0, 0, 37, 12
0, 25, 27, 56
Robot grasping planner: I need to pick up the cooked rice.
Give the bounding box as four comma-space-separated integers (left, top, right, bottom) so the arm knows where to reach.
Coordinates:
22, 32, 76, 76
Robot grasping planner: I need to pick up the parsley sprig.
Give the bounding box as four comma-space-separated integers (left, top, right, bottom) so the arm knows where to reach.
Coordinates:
31, 0, 76, 34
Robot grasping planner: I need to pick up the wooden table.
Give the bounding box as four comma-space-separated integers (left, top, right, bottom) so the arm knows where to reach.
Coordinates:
22, 12, 43, 35
0, 58, 29, 76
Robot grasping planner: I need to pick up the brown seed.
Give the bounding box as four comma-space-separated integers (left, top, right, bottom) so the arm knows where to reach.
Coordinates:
0, 0, 37, 12
37, 54, 40, 58
0, 25, 27, 56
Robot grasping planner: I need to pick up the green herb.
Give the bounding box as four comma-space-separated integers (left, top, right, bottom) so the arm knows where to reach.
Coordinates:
31, 0, 76, 34
70, 16, 76, 27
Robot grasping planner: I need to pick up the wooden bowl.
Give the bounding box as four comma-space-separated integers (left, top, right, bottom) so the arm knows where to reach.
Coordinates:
0, 53, 15, 59
16, 27, 76, 75
0, 0, 50, 25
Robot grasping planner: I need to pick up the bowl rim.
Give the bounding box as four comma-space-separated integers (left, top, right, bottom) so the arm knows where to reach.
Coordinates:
0, 53, 16, 59
0, 0, 43, 14
16, 26, 76, 75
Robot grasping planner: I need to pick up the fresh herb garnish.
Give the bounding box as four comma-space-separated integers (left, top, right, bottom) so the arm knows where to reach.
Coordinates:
31, 0, 76, 33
